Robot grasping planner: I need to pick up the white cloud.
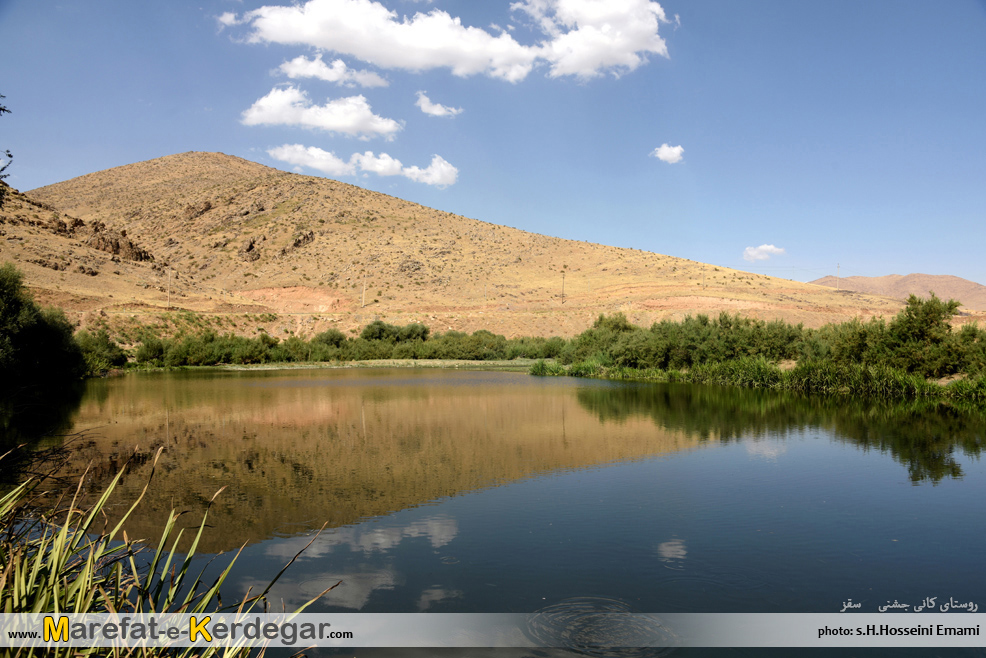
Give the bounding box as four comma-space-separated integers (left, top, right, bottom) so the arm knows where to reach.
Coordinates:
278, 54, 388, 87
650, 143, 683, 164
229, 0, 670, 82
269, 145, 459, 187
514, 0, 670, 79
402, 154, 459, 186
415, 91, 463, 117
241, 86, 402, 140
217, 12, 242, 28
743, 244, 786, 262
350, 150, 404, 175
268, 144, 356, 175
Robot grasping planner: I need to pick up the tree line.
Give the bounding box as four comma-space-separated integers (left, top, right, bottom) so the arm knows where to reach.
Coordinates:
3, 262, 986, 402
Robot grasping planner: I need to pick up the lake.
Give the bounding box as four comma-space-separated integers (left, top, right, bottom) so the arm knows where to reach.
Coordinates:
10, 368, 986, 655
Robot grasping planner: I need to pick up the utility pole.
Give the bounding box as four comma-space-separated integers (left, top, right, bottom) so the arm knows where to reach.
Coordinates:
361, 276, 366, 308
561, 271, 566, 304
167, 267, 171, 308
837, 263, 840, 291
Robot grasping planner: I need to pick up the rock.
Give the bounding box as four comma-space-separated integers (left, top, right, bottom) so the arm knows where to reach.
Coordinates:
182, 200, 212, 220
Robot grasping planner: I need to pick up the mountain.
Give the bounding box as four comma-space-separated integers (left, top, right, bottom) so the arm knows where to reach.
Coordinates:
2, 152, 907, 340
810, 274, 986, 312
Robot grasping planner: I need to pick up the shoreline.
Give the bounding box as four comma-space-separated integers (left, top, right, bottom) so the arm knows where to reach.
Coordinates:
111, 358, 539, 375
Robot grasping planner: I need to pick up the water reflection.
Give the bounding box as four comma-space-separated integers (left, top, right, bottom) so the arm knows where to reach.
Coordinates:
53, 370, 701, 552
575, 383, 986, 484
265, 516, 459, 560
0, 380, 85, 484
33, 369, 986, 562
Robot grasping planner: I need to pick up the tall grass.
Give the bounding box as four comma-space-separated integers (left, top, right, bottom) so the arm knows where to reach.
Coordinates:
0, 448, 334, 657
528, 359, 565, 376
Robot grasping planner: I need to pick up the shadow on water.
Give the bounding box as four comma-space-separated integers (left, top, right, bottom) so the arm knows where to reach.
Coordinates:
0, 380, 86, 484
576, 382, 986, 485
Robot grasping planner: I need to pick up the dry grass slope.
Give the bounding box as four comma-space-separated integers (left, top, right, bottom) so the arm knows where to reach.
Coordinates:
3, 151, 909, 340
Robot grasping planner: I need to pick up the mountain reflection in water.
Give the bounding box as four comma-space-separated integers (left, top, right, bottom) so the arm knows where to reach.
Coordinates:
33, 368, 986, 554
53, 370, 699, 552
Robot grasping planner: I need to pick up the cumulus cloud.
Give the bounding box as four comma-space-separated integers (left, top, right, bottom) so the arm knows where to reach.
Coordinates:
650, 143, 683, 164
241, 86, 402, 139
278, 54, 388, 87
743, 244, 786, 262
228, 0, 670, 82
267, 144, 356, 175
402, 154, 459, 186
350, 150, 405, 176
513, 0, 670, 78
415, 91, 463, 117
269, 145, 458, 187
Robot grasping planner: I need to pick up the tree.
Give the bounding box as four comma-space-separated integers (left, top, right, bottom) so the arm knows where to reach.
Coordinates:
0, 93, 10, 209
0, 263, 86, 394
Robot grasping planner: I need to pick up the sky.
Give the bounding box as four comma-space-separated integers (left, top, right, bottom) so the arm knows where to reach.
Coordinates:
2, 0, 985, 284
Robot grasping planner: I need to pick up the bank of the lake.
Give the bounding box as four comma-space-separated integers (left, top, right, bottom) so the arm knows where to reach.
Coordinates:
532, 356, 986, 404
182, 357, 537, 372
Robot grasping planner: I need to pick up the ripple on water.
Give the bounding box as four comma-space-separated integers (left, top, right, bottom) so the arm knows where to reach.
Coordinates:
525, 597, 677, 657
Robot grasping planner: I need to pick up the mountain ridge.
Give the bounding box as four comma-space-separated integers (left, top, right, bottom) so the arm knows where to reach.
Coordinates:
810, 273, 986, 311
1, 151, 919, 340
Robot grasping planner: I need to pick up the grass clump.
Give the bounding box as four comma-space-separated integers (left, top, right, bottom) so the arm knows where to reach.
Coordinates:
529, 359, 566, 376
0, 448, 334, 656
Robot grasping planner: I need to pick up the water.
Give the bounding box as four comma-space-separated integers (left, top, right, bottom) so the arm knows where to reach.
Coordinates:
9, 368, 986, 654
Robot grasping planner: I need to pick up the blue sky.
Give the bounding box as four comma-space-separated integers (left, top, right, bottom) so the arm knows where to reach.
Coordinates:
2, 0, 985, 283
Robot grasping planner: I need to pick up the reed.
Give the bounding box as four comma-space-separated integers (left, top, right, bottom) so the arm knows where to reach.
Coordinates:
528, 359, 566, 376
567, 360, 603, 378
0, 448, 333, 657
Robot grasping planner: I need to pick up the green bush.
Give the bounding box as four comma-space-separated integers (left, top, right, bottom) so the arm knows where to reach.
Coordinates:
75, 328, 128, 374
136, 336, 166, 365
313, 327, 346, 348
0, 263, 85, 392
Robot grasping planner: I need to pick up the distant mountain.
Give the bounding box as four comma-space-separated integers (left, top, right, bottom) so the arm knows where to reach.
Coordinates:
1, 152, 906, 339
810, 274, 986, 311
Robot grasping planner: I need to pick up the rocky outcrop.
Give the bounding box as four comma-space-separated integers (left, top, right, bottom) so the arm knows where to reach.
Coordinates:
182, 200, 212, 221
240, 235, 264, 262
279, 230, 315, 257
85, 222, 153, 262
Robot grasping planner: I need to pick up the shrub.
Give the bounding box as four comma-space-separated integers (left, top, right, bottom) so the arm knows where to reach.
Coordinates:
313, 328, 347, 348
0, 263, 86, 391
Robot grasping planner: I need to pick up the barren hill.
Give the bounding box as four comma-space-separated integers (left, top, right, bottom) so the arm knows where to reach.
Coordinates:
810, 274, 986, 312
3, 151, 909, 339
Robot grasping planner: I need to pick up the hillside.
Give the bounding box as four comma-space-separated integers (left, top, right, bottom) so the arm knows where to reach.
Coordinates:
3, 151, 909, 339
810, 274, 986, 312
